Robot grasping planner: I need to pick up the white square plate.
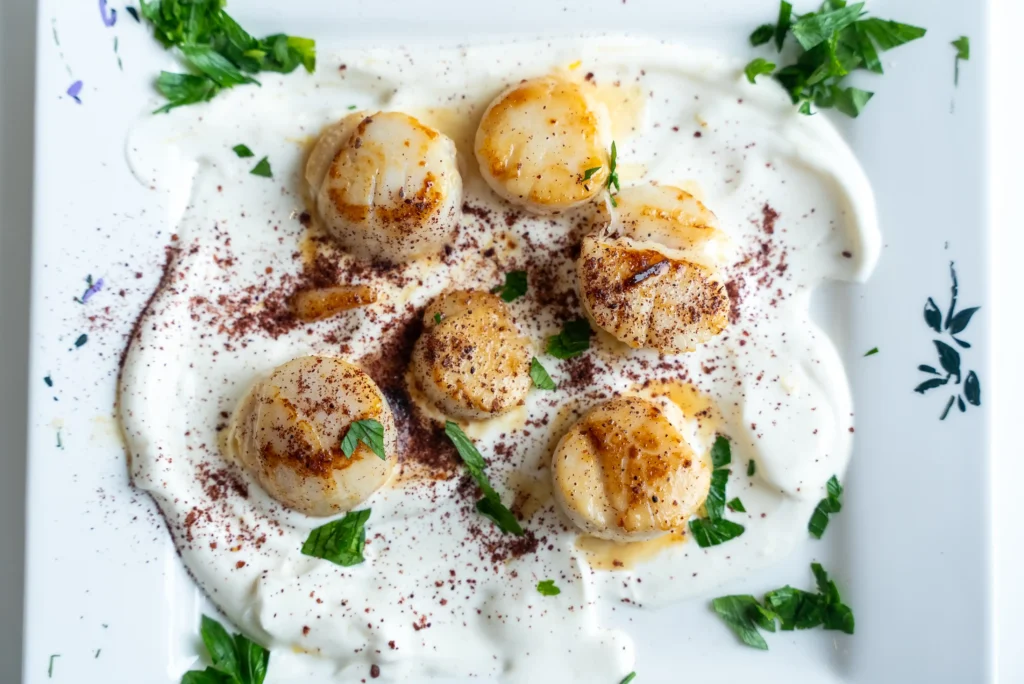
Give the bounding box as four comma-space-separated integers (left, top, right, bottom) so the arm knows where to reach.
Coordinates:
23, 1, 990, 682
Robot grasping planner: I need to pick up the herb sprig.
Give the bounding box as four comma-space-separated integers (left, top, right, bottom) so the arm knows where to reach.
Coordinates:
140, 0, 316, 113
340, 419, 387, 460
745, 1, 926, 117
688, 436, 745, 547
546, 318, 592, 360
712, 562, 854, 650
180, 614, 270, 683
444, 422, 524, 535
492, 270, 528, 302
301, 509, 371, 567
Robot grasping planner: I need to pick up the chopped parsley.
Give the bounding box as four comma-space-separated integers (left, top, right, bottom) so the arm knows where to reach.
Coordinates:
180, 614, 271, 683
744, 57, 776, 83
433, 312, 443, 324
727, 497, 746, 513
340, 419, 387, 460
712, 562, 854, 649
747, 459, 756, 476
492, 270, 528, 302
808, 475, 843, 539
953, 36, 970, 86
301, 509, 371, 567
750, 24, 775, 46
689, 436, 745, 547
583, 165, 602, 181
606, 141, 621, 206
620, 672, 637, 684
232, 143, 254, 157
546, 318, 592, 359
141, 0, 316, 113
864, 347, 879, 357
747, 1, 926, 117
444, 422, 524, 535
529, 357, 556, 390
347, 104, 357, 110
537, 579, 561, 596
250, 156, 272, 178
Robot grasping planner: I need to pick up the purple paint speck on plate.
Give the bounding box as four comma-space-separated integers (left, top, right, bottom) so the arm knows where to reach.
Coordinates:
67, 80, 83, 103
99, 0, 117, 27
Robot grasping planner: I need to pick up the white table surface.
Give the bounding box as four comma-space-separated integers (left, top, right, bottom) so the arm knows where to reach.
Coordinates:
0, 1, 1020, 682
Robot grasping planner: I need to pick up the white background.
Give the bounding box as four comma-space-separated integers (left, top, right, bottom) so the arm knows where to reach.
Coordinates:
0, 0, 1020, 681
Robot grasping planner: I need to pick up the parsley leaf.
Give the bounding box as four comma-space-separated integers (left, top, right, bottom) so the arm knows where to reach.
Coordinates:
953, 36, 970, 86
529, 357, 557, 390
774, 1, 793, 51
864, 347, 879, 357
831, 85, 873, 118
745, 57, 776, 83
791, 3, 865, 50
689, 517, 745, 547
445, 422, 524, 535
183, 614, 271, 684
154, 72, 220, 113
620, 674, 637, 684
711, 596, 769, 650
340, 419, 387, 460
705, 469, 729, 522
546, 318, 591, 359
492, 270, 528, 302
747, 459, 756, 476
727, 497, 746, 513
710, 435, 731, 469
301, 509, 371, 566
750, 24, 775, 47
250, 157, 272, 178
232, 144, 254, 158
808, 475, 843, 539
537, 579, 561, 596
433, 312, 443, 324
583, 166, 602, 181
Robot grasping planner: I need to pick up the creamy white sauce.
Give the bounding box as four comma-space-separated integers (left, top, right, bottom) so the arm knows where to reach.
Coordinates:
118, 36, 878, 682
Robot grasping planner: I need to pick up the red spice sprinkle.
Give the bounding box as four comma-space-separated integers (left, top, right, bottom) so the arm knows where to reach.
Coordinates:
370, 664, 381, 678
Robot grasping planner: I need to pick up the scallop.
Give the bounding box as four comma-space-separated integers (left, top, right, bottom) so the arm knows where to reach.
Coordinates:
306, 111, 462, 263
475, 75, 611, 214
229, 356, 397, 517
411, 290, 532, 420
577, 184, 731, 354
552, 396, 711, 541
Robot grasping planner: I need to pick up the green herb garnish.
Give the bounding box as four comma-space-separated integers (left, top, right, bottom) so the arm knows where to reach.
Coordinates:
808, 475, 843, 539
689, 436, 745, 547
583, 166, 602, 181
712, 562, 854, 649
141, 0, 316, 113
606, 142, 620, 206
301, 509, 371, 567
340, 419, 387, 460
433, 312, 443, 324
744, 57, 776, 83
864, 347, 879, 356
546, 318, 592, 359
529, 357, 557, 390
748, 1, 925, 117
180, 614, 270, 683
232, 143, 254, 158
952, 36, 970, 86
492, 270, 528, 302
620, 673, 637, 684
250, 156, 272, 178
750, 24, 775, 46
444, 422, 524, 535
727, 497, 746, 513
537, 579, 561, 596
747, 459, 756, 476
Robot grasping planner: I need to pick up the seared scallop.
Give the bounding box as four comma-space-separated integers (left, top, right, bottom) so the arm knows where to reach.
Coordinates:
475, 75, 611, 214
229, 356, 397, 517
306, 111, 462, 263
577, 184, 731, 354
552, 396, 711, 541
411, 290, 532, 420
